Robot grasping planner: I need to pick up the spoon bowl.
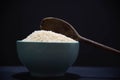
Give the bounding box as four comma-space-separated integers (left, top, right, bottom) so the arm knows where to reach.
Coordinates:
40, 17, 79, 40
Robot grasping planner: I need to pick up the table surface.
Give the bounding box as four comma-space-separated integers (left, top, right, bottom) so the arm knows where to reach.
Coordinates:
0, 66, 120, 80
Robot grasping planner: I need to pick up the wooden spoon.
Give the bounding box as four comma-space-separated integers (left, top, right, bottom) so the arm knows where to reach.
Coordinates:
40, 17, 120, 54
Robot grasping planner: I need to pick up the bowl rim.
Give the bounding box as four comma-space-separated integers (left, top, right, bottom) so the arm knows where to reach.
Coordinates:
16, 40, 79, 43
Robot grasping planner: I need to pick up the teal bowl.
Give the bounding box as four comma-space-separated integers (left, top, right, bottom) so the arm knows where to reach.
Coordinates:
16, 41, 79, 77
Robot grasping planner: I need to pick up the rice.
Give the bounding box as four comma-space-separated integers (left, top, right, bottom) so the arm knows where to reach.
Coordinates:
22, 30, 77, 42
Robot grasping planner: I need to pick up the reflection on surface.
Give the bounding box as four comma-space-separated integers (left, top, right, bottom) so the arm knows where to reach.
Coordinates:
12, 72, 120, 80
12, 72, 80, 80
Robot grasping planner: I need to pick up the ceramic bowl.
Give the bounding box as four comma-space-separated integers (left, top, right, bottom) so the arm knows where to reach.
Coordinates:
16, 41, 79, 77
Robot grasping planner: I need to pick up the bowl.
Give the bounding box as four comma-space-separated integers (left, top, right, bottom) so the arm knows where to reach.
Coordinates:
16, 41, 79, 77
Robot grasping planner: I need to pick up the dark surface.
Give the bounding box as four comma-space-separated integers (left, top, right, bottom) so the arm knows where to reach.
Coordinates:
1, 0, 120, 66
0, 66, 120, 80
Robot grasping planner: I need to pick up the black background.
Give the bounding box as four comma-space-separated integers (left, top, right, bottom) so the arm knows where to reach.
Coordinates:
1, 0, 120, 66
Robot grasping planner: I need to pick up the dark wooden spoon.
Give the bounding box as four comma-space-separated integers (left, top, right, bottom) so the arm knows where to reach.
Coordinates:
40, 17, 120, 54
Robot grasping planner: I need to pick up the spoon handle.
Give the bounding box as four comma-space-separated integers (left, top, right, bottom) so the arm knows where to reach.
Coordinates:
79, 36, 120, 54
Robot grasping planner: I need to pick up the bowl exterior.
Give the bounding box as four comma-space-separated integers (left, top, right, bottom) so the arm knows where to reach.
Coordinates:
16, 41, 79, 77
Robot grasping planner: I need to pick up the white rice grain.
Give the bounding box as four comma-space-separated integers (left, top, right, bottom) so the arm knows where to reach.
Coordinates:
22, 30, 77, 42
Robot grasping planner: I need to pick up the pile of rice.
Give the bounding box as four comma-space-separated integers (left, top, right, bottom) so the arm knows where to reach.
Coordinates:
22, 30, 77, 42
